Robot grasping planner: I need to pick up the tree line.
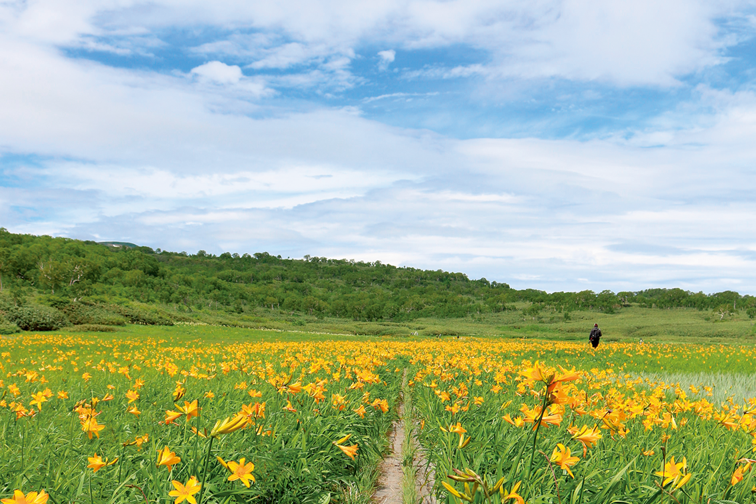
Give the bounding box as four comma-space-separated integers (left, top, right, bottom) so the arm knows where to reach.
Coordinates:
1, 228, 754, 322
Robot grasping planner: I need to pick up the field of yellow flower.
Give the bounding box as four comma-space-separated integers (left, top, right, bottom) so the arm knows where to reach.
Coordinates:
410, 340, 756, 503
0, 334, 401, 504
2, 331, 756, 503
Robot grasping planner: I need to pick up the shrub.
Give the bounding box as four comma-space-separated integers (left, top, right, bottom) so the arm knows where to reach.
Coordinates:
37, 295, 73, 309
0, 320, 20, 335
0, 295, 14, 311
64, 324, 117, 333
61, 303, 127, 326
4, 304, 70, 331
420, 327, 459, 337
107, 304, 174, 326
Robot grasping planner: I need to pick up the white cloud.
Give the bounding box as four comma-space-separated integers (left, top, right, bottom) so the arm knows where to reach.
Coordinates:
3, 0, 756, 293
7, 80, 756, 292
363, 92, 439, 103
0, 0, 736, 87
247, 42, 318, 69
190, 61, 243, 84
403, 64, 488, 80
2, 18, 756, 292
47, 162, 410, 209
511, 0, 726, 86
192, 35, 358, 90
377, 49, 395, 70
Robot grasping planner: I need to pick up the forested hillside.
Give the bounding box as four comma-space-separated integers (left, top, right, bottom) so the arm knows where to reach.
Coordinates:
0, 228, 754, 333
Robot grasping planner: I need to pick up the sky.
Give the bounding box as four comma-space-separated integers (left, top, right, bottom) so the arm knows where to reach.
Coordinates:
2, 1, 756, 294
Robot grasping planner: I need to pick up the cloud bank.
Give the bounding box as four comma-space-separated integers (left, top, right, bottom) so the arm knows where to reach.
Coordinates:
1, 0, 756, 293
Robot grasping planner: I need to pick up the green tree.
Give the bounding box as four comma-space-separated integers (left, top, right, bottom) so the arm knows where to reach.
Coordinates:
0, 247, 8, 291
38, 259, 65, 294
715, 303, 734, 321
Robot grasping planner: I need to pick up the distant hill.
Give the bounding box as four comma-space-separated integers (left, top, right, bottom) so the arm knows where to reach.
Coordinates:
0, 228, 753, 328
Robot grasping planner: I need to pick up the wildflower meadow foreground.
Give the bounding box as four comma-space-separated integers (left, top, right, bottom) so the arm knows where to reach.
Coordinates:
2, 332, 756, 504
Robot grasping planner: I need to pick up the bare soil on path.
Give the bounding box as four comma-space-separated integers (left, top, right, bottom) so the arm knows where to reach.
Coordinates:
372, 397, 406, 504
373, 369, 438, 504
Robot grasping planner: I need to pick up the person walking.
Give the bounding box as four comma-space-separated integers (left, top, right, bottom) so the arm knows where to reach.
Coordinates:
589, 323, 602, 348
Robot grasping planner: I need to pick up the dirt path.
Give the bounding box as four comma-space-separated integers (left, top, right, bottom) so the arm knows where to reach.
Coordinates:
372, 382, 407, 504
372, 369, 438, 504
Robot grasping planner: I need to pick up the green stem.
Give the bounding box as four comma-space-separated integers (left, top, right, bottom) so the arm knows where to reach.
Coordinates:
117, 445, 124, 484
507, 432, 531, 482
525, 385, 550, 479
577, 476, 585, 504
196, 436, 215, 504
20, 422, 25, 469
191, 403, 203, 477
88, 473, 94, 504
661, 445, 667, 504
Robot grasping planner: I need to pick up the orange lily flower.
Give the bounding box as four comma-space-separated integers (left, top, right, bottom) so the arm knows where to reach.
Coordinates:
165, 410, 183, 425
654, 456, 691, 490
501, 481, 524, 504
337, 443, 358, 460
550, 443, 580, 478
227, 458, 256, 487
1, 490, 49, 504
178, 400, 200, 420
168, 477, 201, 504
354, 405, 367, 418
87, 453, 117, 473
157, 446, 181, 470
125, 390, 139, 404
571, 425, 602, 456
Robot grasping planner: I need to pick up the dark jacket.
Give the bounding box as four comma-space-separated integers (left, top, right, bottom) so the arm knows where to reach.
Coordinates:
589, 327, 602, 341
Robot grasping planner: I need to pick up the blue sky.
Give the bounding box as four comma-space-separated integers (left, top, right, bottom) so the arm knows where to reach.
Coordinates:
2, 0, 756, 293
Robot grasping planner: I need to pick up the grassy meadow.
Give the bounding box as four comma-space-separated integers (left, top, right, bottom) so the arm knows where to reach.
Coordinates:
69, 303, 754, 343
2, 325, 756, 503
265, 303, 755, 343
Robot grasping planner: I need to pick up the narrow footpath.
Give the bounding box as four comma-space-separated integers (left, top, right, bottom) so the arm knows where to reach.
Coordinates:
372, 395, 406, 504
372, 370, 438, 504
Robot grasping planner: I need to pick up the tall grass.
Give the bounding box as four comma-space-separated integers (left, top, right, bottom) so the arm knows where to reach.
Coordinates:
633, 372, 756, 404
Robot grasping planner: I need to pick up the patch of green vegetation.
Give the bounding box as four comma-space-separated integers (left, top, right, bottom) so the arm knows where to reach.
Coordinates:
62, 323, 118, 332
2, 228, 756, 345
0, 319, 19, 335
633, 372, 756, 403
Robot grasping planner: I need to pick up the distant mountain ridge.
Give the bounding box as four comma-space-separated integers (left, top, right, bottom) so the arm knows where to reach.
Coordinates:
0, 228, 752, 325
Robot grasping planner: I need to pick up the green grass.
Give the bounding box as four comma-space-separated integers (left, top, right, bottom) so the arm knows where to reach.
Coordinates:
180, 303, 756, 343
57, 323, 384, 344
15, 303, 754, 348
632, 372, 756, 404
5, 288, 756, 346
